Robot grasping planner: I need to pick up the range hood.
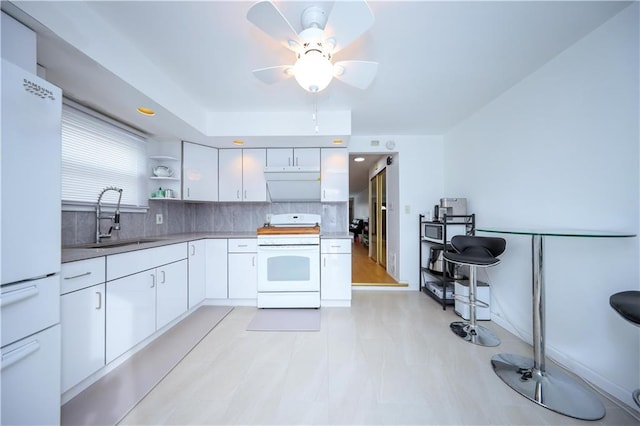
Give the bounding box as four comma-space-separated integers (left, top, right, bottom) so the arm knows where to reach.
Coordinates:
264, 166, 321, 202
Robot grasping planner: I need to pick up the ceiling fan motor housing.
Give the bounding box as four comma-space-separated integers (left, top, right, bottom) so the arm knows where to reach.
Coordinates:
301, 6, 327, 30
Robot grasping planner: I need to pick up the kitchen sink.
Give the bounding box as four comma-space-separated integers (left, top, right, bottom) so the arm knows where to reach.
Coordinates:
78, 238, 165, 249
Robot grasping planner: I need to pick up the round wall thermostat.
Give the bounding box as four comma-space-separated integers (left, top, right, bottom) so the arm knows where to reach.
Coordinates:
385, 140, 395, 150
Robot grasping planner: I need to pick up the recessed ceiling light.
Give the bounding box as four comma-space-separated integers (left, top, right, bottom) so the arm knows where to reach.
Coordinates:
136, 107, 155, 116
233, 140, 244, 146
332, 139, 343, 145
354, 157, 365, 162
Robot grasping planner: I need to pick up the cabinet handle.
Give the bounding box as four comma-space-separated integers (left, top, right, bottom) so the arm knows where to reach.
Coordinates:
95, 291, 102, 310
244, 190, 247, 199
187, 187, 190, 198
323, 189, 326, 199
64, 271, 91, 280
161, 270, 166, 284
238, 244, 248, 248
252, 256, 255, 267
150, 273, 156, 288
288, 157, 292, 166
324, 258, 327, 267
190, 244, 196, 256
236, 189, 240, 200
0, 285, 38, 308
1, 340, 40, 371
295, 157, 299, 166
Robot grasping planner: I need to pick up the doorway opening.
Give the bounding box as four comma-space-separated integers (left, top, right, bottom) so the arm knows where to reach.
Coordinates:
348, 154, 402, 286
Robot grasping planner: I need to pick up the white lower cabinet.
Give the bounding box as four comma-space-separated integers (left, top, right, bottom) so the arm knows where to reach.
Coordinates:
105, 244, 188, 363
321, 239, 352, 305
228, 239, 257, 300
60, 256, 106, 393
156, 259, 188, 329
206, 239, 228, 299
106, 270, 157, 363
187, 240, 206, 308
60, 283, 105, 392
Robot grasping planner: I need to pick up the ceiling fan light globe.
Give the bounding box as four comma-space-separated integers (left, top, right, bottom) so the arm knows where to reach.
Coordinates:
293, 51, 333, 92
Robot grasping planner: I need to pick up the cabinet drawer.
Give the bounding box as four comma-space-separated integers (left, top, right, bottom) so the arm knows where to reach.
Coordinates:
1, 275, 59, 347
106, 243, 187, 281
228, 239, 256, 253
61, 257, 105, 294
321, 239, 351, 254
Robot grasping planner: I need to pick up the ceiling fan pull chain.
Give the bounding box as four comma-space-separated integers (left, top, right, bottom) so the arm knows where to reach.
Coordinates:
313, 93, 319, 133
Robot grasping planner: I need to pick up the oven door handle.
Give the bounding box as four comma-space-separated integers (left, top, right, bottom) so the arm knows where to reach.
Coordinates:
257, 245, 319, 251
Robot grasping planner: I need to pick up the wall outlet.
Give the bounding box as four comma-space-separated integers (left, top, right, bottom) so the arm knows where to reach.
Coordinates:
156, 213, 163, 225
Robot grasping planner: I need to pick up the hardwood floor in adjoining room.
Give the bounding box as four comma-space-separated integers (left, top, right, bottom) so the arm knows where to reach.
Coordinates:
351, 240, 401, 285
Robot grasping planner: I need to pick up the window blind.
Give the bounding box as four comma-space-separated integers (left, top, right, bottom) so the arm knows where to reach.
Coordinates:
61, 103, 148, 208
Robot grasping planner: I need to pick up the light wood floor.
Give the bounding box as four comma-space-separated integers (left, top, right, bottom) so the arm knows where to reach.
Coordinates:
351, 240, 403, 285
121, 291, 640, 425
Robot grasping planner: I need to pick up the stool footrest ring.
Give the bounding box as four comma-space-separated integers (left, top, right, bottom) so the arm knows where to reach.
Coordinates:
453, 294, 490, 309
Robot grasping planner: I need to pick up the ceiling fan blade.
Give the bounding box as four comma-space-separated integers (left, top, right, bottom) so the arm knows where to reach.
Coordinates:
252, 65, 294, 85
323, 1, 374, 53
333, 60, 378, 90
247, 1, 299, 51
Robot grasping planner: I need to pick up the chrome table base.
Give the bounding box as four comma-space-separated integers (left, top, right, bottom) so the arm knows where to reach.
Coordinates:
491, 353, 605, 420
450, 321, 500, 347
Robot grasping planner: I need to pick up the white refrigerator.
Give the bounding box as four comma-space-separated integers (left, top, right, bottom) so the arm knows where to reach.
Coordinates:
1, 59, 63, 425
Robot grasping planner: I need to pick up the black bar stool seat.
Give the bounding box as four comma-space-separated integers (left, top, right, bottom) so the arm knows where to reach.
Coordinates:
610, 291, 640, 325
609, 290, 640, 408
444, 235, 505, 347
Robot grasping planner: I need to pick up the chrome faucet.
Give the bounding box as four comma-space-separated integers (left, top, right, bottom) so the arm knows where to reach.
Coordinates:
96, 186, 123, 243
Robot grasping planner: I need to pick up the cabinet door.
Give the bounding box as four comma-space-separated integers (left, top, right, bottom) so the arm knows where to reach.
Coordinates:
206, 239, 228, 299
266, 148, 293, 167
106, 271, 156, 363
61, 284, 106, 392
183, 142, 218, 201
321, 148, 348, 201
228, 253, 257, 299
242, 148, 267, 201
321, 253, 352, 301
188, 240, 206, 308
294, 148, 320, 167
156, 260, 188, 330
218, 149, 243, 201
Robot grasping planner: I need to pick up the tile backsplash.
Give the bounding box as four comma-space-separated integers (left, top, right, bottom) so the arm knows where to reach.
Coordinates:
62, 201, 348, 246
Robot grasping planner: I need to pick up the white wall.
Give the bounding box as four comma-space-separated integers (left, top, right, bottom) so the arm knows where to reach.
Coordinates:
350, 135, 445, 286
444, 3, 639, 409
352, 188, 369, 220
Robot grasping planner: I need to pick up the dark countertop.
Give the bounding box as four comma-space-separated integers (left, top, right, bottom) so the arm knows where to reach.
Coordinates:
62, 231, 351, 263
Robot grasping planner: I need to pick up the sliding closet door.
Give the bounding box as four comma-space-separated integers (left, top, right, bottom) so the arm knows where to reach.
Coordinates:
369, 169, 387, 267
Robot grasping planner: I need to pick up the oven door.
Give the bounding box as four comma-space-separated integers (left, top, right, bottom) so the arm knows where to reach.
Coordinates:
257, 244, 320, 292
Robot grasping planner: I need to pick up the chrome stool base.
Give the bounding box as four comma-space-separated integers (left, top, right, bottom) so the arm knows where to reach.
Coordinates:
450, 321, 500, 347
491, 353, 605, 420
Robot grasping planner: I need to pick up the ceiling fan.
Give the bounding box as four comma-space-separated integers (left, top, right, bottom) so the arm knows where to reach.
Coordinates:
247, 0, 378, 93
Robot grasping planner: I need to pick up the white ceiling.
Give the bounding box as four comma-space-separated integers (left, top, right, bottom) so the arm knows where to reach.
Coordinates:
3, 0, 631, 194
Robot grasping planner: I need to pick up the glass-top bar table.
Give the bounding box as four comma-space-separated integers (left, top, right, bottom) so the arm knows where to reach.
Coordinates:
477, 227, 636, 420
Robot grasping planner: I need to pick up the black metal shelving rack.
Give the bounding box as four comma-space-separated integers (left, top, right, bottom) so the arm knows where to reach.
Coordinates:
419, 213, 475, 310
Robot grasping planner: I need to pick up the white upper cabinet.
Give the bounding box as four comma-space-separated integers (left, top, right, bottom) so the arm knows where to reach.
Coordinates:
266, 148, 320, 168
218, 149, 243, 201
183, 141, 218, 202
219, 149, 266, 202
321, 148, 348, 202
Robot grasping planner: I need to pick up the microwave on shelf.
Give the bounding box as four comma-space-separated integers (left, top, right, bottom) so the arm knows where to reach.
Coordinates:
421, 222, 467, 244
